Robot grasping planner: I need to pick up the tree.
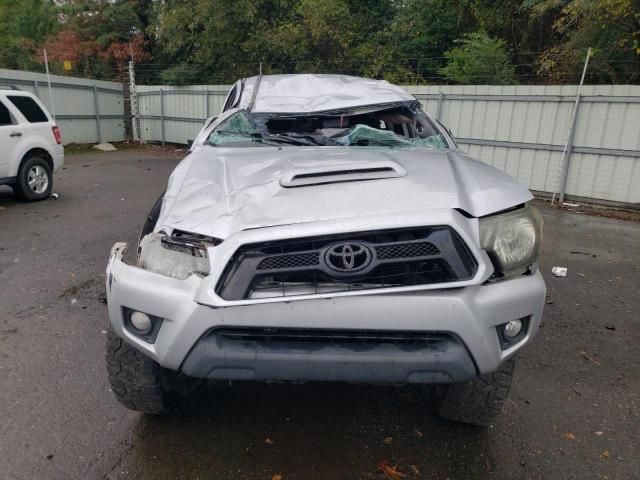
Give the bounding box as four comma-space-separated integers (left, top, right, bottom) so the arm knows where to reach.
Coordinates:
391, 0, 466, 80
39, 0, 151, 78
532, 0, 640, 83
1, 0, 637, 85
0, 0, 58, 71
149, 0, 290, 82
439, 31, 517, 84
264, 0, 364, 73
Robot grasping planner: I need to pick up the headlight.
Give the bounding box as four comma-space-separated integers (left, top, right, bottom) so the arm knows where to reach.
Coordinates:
479, 204, 543, 279
137, 231, 213, 279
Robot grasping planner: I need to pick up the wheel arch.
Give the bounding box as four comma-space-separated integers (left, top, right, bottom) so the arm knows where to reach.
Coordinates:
19, 147, 54, 172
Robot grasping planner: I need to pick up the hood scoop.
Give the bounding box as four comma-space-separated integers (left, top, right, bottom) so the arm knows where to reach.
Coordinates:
280, 161, 407, 188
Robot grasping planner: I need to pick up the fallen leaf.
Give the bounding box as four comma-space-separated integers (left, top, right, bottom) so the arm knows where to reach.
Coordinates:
378, 460, 406, 480
602, 449, 610, 459
563, 432, 576, 441
383, 436, 393, 445
265, 438, 274, 445
413, 429, 423, 438
272, 475, 283, 480
579, 351, 599, 364
595, 431, 604, 436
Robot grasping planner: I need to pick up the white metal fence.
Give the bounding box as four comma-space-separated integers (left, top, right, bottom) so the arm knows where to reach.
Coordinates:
0, 68, 126, 145
134, 83, 640, 206
136, 84, 229, 144
415, 85, 640, 206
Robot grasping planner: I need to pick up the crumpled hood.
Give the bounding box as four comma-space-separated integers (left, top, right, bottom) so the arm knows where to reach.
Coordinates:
158, 146, 532, 239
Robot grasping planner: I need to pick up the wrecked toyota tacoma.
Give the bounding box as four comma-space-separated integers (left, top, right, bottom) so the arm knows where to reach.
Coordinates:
105, 74, 545, 426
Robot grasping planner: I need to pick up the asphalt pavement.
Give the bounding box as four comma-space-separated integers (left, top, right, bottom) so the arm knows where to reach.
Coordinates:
0, 148, 638, 480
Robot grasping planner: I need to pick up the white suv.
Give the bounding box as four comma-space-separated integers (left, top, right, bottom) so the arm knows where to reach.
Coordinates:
0, 87, 64, 201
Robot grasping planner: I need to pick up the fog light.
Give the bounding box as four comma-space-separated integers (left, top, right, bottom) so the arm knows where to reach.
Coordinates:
130, 311, 152, 334
503, 319, 523, 338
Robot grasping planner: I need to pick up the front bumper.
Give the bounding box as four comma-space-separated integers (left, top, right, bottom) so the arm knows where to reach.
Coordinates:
180, 328, 478, 383
106, 242, 546, 382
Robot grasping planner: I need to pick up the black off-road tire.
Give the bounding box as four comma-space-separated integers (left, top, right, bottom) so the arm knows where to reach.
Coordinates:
435, 357, 515, 427
105, 329, 203, 414
16, 154, 53, 201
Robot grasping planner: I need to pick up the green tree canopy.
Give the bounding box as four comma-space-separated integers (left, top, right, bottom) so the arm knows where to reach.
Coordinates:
439, 31, 517, 84
0, 0, 638, 84
0, 0, 58, 71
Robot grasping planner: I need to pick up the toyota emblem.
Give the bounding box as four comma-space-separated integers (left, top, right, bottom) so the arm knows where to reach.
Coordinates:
324, 242, 373, 273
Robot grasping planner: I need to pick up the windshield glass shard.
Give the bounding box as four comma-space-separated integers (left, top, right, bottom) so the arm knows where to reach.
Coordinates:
335, 124, 447, 148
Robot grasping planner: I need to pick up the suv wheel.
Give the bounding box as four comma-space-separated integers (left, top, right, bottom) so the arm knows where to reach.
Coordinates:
16, 154, 53, 201
435, 357, 515, 427
105, 329, 204, 414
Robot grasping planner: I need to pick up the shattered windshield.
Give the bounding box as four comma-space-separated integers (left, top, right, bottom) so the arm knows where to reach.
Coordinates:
208, 111, 258, 145
206, 102, 449, 149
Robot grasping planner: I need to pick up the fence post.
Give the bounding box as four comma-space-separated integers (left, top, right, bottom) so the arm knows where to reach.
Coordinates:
160, 89, 165, 147
554, 47, 591, 205
93, 85, 102, 144
558, 94, 582, 203
436, 91, 444, 121
205, 91, 209, 118
33, 80, 40, 98
128, 61, 141, 142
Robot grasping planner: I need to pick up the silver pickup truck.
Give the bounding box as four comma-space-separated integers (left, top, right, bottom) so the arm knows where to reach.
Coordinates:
105, 74, 545, 426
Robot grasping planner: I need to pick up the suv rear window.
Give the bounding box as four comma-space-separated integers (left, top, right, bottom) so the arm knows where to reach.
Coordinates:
0, 101, 13, 126
7, 95, 48, 123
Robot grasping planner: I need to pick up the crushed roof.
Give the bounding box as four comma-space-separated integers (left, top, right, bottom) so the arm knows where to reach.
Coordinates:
238, 74, 415, 113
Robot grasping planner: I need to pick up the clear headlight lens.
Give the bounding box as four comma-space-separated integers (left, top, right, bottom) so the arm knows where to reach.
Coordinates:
479, 204, 543, 279
137, 232, 210, 279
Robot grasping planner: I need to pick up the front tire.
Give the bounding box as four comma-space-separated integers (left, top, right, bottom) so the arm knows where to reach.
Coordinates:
435, 357, 515, 426
16, 154, 53, 201
105, 329, 203, 414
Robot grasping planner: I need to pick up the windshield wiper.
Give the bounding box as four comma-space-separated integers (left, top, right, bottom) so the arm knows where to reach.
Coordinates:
209, 131, 335, 147
258, 132, 336, 146
251, 133, 306, 146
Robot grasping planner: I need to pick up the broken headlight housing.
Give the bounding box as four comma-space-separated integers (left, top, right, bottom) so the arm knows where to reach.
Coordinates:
137, 231, 218, 279
479, 204, 543, 279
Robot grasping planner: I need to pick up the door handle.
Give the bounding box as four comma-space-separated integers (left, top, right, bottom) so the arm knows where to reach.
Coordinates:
10, 132, 22, 137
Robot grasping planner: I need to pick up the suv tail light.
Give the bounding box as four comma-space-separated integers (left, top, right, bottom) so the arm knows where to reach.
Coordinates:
52, 126, 62, 145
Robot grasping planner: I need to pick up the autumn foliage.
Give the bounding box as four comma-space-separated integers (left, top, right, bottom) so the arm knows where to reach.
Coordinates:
0, 0, 638, 84
38, 29, 96, 64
